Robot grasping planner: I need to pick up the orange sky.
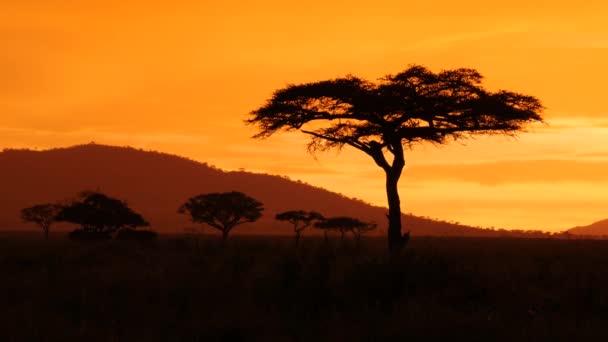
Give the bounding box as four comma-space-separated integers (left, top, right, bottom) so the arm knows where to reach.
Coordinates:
2, 0, 608, 231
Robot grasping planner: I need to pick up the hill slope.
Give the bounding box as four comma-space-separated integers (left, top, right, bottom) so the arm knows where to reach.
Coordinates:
0, 144, 494, 236
568, 219, 608, 236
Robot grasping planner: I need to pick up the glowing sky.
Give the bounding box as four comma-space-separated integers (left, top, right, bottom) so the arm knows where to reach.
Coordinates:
2, 1, 608, 231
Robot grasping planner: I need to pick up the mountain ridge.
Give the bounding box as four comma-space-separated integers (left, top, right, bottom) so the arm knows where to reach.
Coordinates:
0, 143, 550, 237
567, 219, 608, 237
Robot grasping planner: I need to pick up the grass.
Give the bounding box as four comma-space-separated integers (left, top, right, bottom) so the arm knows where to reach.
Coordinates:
1, 233, 608, 341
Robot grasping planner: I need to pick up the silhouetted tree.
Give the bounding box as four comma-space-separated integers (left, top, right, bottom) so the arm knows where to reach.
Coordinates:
178, 191, 263, 241
20, 203, 61, 240
248, 65, 544, 257
314, 220, 333, 243
56, 191, 149, 236
276, 210, 324, 245
351, 221, 378, 248
315, 216, 372, 244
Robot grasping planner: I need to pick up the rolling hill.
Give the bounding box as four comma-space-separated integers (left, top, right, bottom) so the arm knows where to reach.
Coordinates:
568, 219, 608, 237
0, 143, 504, 236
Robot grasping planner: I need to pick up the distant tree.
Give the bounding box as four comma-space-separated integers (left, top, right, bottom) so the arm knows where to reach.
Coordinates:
315, 216, 371, 243
178, 191, 263, 241
20, 203, 61, 240
248, 65, 544, 257
314, 219, 333, 243
56, 191, 149, 235
351, 221, 378, 248
275, 210, 324, 245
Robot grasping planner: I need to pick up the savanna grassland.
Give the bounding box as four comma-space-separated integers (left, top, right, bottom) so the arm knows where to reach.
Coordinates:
2, 233, 608, 341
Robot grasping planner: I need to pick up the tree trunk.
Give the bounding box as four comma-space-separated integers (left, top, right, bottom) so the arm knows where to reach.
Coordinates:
367, 142, 407, 258
43, 225, 49, 241
323, 230, 328, 243
295, 231, 301, 246
221, 230, 229, 242
386, 171, 407, 259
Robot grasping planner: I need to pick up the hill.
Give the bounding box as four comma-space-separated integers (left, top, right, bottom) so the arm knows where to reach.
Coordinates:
1, 143, 504, 236
568, 219, 608, 237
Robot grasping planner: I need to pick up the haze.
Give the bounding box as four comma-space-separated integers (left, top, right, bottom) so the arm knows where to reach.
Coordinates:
2, 0, 608, 231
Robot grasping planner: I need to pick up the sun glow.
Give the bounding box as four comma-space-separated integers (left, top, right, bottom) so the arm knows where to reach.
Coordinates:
2, 0, 608, 231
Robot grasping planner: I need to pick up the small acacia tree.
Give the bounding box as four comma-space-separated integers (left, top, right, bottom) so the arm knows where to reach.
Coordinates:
314, 219, 333, 242
315, 216, 371, 242
178, 191, 264, 241
56, 191, 149, 235
276, 210, 324, 245
21, 203, 61, 240
248, 65, 544, 257
351, 221, 378, 248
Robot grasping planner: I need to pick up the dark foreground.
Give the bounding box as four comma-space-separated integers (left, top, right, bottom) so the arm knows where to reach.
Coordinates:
1, 233, 608, 341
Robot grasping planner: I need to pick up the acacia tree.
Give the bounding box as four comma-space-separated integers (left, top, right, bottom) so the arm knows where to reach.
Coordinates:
351, 221, 378, 248
178, 191, 264, 241
276, 210, 324, 245
248, 65, 544, 257
56, 191, 149, 235
21, 203, 61, 240
314, 219, 333, 242
315, 216, 371, 243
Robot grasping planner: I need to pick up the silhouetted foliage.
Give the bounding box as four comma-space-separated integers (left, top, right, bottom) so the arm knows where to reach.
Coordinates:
4, 144, 563, 239
276, 210, 324, 245
178, 191, 263, 241
351, 221, 378, 248
248, 65, 544, 257
315, 216, 375, 246
56, 191, 149, 235
20, 203, 61, 240
115, 228, 158, 241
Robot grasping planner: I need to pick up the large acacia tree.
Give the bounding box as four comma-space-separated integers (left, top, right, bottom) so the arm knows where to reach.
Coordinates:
57, 191, 149, 234
247, 65, 544, 257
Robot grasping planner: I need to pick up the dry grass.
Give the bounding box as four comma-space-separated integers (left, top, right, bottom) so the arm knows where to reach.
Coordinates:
1, 233, 608, 341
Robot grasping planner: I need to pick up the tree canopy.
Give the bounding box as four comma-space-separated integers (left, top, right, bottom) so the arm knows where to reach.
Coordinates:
276, 210, 324, 231
56, 191, 149, 233
276, 210, 324, 244
21, 203, 61, 240
248, 65, 544, 256
315, 216, 373, 241
178, 191, 264, 240
248, 65, 543, 153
